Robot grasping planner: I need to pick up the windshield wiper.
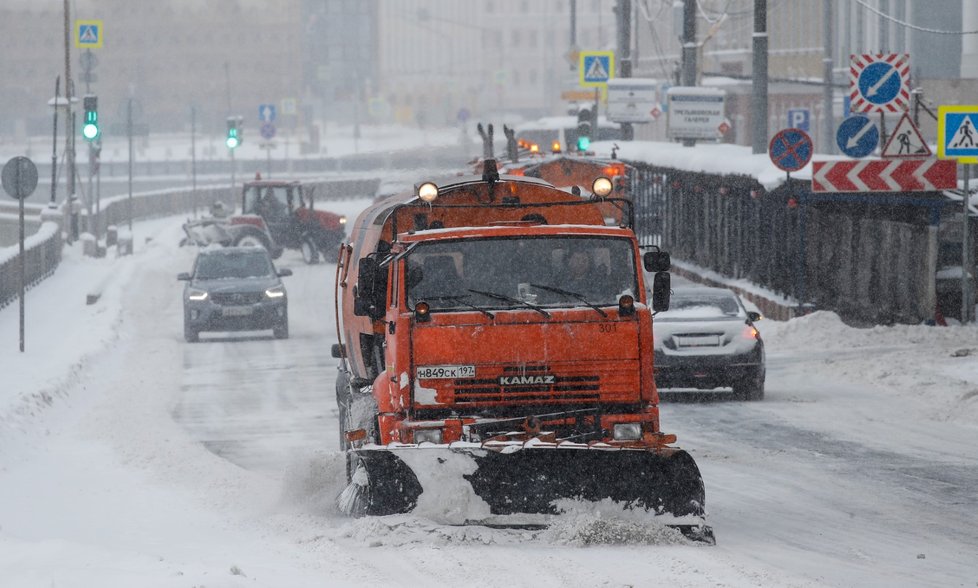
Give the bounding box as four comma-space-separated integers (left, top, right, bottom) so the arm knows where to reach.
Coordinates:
417, 295, 495, 319
529, 283, 608, 317
466, 288, 551, 318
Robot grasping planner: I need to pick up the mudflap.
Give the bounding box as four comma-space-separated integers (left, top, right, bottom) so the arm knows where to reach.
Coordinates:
337, 445, 714, 544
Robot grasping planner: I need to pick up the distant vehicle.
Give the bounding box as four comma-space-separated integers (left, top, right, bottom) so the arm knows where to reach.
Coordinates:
653, 286, 766, 400
514, 115, 623, 155
180, 178, 347, 265
178, 246, 292, 343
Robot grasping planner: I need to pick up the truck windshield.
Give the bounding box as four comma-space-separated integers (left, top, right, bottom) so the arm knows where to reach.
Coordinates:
406, 236, 637, 312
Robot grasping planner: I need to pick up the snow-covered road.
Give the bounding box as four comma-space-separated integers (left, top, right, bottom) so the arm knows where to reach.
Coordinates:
2, 202, 977, 587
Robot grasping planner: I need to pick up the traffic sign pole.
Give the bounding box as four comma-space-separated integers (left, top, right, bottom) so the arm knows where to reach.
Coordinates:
964, 165, 974, 324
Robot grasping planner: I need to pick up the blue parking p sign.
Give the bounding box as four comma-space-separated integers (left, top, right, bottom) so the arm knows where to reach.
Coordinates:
787, 109, 810, 132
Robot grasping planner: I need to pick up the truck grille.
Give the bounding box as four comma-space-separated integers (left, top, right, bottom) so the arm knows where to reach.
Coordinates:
452, 366, 599, 404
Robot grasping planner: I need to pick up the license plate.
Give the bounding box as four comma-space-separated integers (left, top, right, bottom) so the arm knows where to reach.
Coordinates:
417, 365, 475, 379
222, 306, 253, 317
676, 335, 720, 348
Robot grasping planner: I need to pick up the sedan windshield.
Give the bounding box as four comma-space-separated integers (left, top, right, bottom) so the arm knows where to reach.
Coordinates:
194, 251, 274, 280
657, 292, 745, 321
406, 236, 637, 311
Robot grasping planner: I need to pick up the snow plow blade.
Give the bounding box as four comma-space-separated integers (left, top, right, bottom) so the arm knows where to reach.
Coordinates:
338, 445, 714, 544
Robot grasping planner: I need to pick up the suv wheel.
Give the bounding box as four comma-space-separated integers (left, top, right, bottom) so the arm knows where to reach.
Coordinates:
273, 316, 289, 339
184, 322, 199, 343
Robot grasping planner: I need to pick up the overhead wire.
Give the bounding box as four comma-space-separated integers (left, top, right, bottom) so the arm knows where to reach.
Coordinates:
853, 0, 978, 35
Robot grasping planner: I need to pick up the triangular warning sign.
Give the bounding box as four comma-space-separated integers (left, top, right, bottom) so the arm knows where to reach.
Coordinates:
881, 113, 931, 158
585, 57, 608, 82
949, 115, 978, 149
79, 25, 97, 43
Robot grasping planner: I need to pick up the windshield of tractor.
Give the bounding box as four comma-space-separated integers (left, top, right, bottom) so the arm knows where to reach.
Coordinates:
243, 185, 291, 219
406, 236, 638, 311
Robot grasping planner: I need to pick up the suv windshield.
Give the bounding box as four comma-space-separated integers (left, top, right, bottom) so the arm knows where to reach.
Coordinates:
406, 236, 637, 311
195, 251, 274, 280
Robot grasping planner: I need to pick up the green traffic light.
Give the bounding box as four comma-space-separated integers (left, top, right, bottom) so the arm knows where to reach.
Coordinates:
82, 111, 99, 141
226, 134, 239, 149
83, 123, 99, 140
577, 135, 591, 151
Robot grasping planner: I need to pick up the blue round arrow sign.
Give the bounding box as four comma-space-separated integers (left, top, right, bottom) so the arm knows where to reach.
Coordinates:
769, 128, 813, 172
836, 115, 879, 158
858, 61, 902, 107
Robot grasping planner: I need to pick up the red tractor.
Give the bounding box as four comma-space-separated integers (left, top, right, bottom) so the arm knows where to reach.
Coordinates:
236, 178, 347, 263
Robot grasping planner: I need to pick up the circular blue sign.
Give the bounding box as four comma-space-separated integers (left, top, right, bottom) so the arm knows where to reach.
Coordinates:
858, 62, 901, 107
769, 128, 813, 172
260, 122, 276, 140
836, 115, 879, 158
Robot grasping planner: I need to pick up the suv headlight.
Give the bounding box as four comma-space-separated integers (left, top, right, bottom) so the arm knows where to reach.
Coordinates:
187, 288, 208, 301
413, 429, 443, 444
613, 423, 642, 441
264, 285, 286, 299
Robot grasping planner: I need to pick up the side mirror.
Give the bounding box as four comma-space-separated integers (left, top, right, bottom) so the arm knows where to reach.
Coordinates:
177, 272, 191, 281
331, 343, 345, 358
747, 311, 762, 322
651, 272, 671, 312
277, 268, 293, 277
643, 250, 671, 273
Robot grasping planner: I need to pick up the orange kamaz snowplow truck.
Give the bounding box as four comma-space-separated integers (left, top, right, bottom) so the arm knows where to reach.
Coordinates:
331, 160, 713, 543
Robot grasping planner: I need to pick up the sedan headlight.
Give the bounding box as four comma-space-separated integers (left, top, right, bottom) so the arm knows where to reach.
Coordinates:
413, 429, 443, 444
613, 423, 642, 441
187, 288, 208, 301
264, 285, 286, 299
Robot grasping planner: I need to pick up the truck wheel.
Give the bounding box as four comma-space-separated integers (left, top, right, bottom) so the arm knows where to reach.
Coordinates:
232, 226, 272, 250
733, 369, 765, 401
300, 237, 320, 264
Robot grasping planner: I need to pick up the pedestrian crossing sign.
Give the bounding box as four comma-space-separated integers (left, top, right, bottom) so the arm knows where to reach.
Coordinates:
75, 20, 103, 49
579, 51, 614, 88
938, 105, 978, 163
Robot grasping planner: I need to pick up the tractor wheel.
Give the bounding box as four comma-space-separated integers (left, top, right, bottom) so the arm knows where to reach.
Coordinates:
300, 237, 320, 264
232, 226, 272, 251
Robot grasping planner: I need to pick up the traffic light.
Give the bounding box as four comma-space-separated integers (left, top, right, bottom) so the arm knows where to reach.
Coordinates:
576, 108, 592, 152
226, 116, 240, 150
82, 95, 99, 141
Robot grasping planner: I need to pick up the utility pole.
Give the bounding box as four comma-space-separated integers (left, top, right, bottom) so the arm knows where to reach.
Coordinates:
617, 0, 634, 140
681, 0, 697, 147
63, 0, 77, 241
751, 0, 769, 154
191, 106, 197, 219
570, 0, 577, 68
49, 76, 60, 208
822, 0, 835, 154
127, 98, 133, 233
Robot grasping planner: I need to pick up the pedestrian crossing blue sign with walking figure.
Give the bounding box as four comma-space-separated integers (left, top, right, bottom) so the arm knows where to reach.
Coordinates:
579, 51, 614, 87
75, 20, 103, 49
938, 105, 978, 164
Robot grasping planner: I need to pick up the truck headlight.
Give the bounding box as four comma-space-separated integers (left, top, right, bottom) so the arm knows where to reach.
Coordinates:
613, 423, 642, 441
413, 429, 443, 444
187, 288, 208, 301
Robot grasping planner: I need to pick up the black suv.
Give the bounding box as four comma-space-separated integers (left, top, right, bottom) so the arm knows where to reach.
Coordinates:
178, 247, 292, 342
